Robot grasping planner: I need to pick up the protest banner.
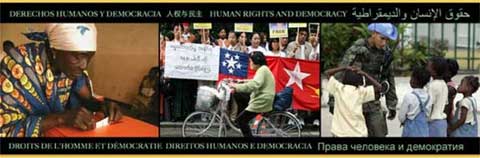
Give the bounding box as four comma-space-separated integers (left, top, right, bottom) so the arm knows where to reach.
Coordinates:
164, 42, 220, 81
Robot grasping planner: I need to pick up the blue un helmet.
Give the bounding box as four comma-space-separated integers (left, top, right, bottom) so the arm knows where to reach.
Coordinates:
367, 23, 398, 40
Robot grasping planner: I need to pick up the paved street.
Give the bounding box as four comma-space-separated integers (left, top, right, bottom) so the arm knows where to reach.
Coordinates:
160, 122, 320, 137
321, 75, 480, 137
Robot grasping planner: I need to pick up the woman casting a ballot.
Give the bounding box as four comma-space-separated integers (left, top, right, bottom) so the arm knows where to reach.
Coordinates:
1, 23, 122, 137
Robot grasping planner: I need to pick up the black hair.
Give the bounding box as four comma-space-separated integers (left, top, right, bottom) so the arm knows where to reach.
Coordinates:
298, 27, 308, 33
464, 76, 480, 93
259, 32, 268, 42
444, 59, 459, 82
228, 31, 237, 37
249, 51, 267, 66
268, 38, 280, 51
343, 70, 363, 87
240, 32, 252, 46
411, 67, 431, 88
251, 32, 260, 40
218, 28, 228, 34
165, 31, 174, 41
429, 56, 447, 77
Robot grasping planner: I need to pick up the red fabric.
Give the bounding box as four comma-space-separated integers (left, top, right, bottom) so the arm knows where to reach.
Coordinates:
248, 57, 320, 111
219, 56, 320, 111
45, 116, 159, 137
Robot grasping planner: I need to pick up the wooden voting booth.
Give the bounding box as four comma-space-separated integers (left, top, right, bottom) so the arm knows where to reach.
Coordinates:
45, 116, 158, 137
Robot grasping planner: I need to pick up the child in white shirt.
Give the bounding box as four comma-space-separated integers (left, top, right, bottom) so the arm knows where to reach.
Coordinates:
426, 56, 449, 137
398, 67, 432, 137
448, 76, 479, 137
325, 66, 383, 137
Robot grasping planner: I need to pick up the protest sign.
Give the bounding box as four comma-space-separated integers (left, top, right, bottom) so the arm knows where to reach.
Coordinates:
234, 23, 253, 32
288, 22, 307, 28
269, 23, 288, 38
193, 23, 212, 29
164, 42, 220, 81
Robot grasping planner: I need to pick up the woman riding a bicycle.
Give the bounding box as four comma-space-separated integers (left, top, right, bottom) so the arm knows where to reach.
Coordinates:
228, 51, 276, 137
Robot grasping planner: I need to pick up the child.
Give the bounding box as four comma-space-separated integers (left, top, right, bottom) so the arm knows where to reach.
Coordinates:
444, 59, 460, 125
398, 67, 432, 137
426, 56, 449, 137
325, 66, 383, 137
448, 76, 479, 137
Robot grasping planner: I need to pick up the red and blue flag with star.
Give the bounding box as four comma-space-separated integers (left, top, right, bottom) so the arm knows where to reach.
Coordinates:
248, 57, 320, 111
218, 48, 249, 81
217, 48, 319, 111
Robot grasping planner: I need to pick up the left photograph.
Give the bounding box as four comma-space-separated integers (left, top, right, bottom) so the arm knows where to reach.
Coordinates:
0, 23, 159, 137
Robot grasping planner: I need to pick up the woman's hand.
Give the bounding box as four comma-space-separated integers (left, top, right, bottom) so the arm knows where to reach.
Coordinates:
63, 107, 95, 131
104, 102, 123, 124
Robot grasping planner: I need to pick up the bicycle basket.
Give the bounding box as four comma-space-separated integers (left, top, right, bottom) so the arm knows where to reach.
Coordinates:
195, 86, 220, 111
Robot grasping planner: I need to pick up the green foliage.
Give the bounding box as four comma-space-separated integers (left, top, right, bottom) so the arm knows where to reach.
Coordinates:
321, 23, 447, 76
394, 40, 429, 75
321, 23, 358, 71
431, 39, 448, 57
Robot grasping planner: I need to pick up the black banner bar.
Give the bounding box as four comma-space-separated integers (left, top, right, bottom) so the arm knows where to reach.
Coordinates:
1, 138, 479, 154
1, 3, 479, 22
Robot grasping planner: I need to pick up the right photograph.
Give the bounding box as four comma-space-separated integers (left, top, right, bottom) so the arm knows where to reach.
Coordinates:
321, 23, 480, 137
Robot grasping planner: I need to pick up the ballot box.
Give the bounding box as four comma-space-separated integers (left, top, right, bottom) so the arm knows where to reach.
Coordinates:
45, 116, 159, 137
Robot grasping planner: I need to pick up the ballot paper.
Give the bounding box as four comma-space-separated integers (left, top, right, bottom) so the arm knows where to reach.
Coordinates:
96, 117, 109, 128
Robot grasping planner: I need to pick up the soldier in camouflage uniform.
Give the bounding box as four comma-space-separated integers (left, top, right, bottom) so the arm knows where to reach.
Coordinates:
329, 23, 398, 137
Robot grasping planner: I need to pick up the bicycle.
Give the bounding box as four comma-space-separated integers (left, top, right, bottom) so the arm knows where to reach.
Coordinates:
182, 79, 302, 137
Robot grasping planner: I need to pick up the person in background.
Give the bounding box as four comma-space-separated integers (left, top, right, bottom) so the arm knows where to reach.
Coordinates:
173, 25, 183, 44
426, 56, 449, 137
259, 32, 269, 50
448, 76, 478, 137
443, 59, 459, 130
247, 32, 267, 54
398, 67, 431, 137
286, 29, 312, 60
227, 32, 241, 52
308, 35, 320, 61
228, 51, 275, 137
325, 66, 383, 137
265, 38, 286, 57
0, 23, 122, 137
280, 37, 289, 52
237, 32, 249, 53
160, 34, 166, 66
216, 28, 228, 48
199, 29, 213, 46
181, 22, 195, 43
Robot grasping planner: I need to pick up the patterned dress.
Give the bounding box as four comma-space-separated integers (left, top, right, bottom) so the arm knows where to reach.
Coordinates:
1, 36, 90, 137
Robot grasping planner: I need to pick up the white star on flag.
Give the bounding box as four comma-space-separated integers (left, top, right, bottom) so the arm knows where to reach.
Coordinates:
284, 62, 310, 90
234, 54, 240, 60
226, 57, 238, 69
228, 68, 234, 74
222, 61, 227, 67
225, 52, 231, 58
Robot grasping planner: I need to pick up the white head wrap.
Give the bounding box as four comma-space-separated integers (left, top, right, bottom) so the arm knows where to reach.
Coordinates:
45, 23, 97, 52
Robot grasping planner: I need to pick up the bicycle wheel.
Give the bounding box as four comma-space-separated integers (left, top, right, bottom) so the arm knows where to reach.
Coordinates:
182, 111, 224, 137
256, 112, 302, 137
